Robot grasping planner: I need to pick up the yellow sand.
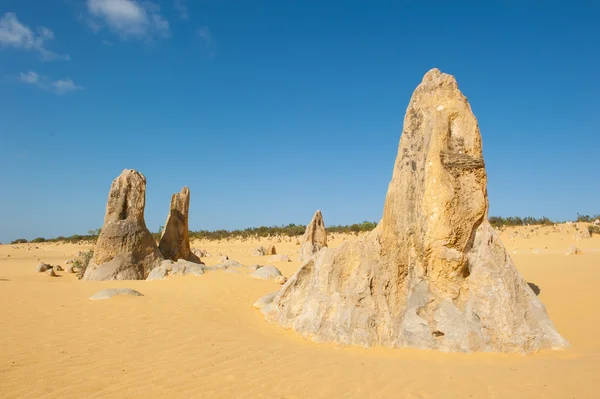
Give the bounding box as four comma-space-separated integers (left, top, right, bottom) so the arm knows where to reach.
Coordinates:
1, 224, 599, 398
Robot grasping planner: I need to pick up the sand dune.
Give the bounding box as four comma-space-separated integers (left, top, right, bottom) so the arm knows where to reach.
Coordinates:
1, 227, 599, 398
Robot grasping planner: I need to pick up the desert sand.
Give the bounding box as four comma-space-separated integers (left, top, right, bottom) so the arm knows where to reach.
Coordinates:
1, 225, 599, 398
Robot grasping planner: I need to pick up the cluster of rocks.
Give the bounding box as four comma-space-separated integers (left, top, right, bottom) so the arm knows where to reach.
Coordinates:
255, 68, 568, 354
252, 245, 277, 257
81, 170, 206, 281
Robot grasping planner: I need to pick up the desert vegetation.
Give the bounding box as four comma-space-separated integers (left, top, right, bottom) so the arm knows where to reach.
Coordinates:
7, 214, 599, 245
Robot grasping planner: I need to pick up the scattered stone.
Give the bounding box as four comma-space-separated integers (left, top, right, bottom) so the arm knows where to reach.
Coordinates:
222, 259, 244, 268
65, 265, 74, 273
65, 259, 73, 264
46, 268, 57, 277
35, 263, 50, 272
256, 68, 568, 353
158, 187, 202, 263
83, 170, 163, 281
219, 255, 229, 263
89, 288, 143, 300
269, 254, 290, 262
54, 265, 64, 272
565, 245, 581, 256
265, 245, 277, 255
275, 275, 288, 285
252, 247, 266, 257
298, 210, 327, 263
192, 248, 210, 258
146, 259, 204, 280
251, 265, 283, 280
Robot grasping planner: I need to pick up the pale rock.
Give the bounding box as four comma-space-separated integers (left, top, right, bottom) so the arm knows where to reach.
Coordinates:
89, 288, 143, 300
158, 187, 202, 263
251, 265, 283, 280
46, 268, 57, 277
83, 170, 163, 281
269, 254, 290, 262
35, 263, 50, 272
298, 210, 327, 263
565, 245, 581, 255
256, 68, 568, 354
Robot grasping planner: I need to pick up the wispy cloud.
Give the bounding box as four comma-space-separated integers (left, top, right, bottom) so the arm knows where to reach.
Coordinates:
19, 71, 83, 95
0, 12, 70, 61
197, 26, 215, 58
86, 0, 170, 39
174, 0, 188, 20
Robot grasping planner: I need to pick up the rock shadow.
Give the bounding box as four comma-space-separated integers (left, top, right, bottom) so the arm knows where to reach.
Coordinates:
527, 282, 541, 296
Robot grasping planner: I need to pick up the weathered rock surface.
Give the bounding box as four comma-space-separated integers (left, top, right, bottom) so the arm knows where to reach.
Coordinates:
83, 170, 164, 281
54, 265, 63, 272
89, 288, 143, 300
146, 259, 205, 280
257, 68, 568, 354
46, 268, 57, 277
298, 210, 327, 263
574, 225, 591, 240
35, 263, 50, 272
251, 265, 283, 280
158, 187, 202, 263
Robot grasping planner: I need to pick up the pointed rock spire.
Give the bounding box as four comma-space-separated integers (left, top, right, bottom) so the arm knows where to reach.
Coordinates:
83, 169, 163, 281
159, 187, 201, 263
298, 210, 327, 263
255, 69, 568, 353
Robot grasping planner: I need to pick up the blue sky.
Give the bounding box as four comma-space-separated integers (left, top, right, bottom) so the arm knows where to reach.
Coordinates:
0, 0, 598, 243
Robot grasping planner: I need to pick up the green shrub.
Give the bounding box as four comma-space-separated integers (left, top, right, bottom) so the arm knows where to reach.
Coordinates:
72, 250, 94, 273
588, 226, 600, 235
10, 238, 28, 244
31, 237, 47, 243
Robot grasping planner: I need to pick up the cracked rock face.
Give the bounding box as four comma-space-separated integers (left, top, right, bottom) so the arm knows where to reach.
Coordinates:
158, 187, 201, 263
298, 210, 327, 263
256, 69, 569, 354
83, 170, 163, 281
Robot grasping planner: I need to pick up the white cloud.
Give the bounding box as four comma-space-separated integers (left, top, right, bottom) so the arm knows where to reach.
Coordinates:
87, 0, 170, 39
174, 0, 188, 20
197, 26, 215, 58
19, 71, 83, 95
0, 12, 70, 61
19, 71, 40, 84
53, 78, 83, 94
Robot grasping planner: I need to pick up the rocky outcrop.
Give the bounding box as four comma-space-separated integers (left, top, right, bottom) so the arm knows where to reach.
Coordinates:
251, 265, 283, 280
298, 210, 327, 263
158, 187, 202, 263
256, 69, 568, 354
83, 170, 163, 281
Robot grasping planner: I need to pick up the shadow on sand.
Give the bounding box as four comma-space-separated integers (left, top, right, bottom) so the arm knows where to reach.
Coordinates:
527, 282, 541, 296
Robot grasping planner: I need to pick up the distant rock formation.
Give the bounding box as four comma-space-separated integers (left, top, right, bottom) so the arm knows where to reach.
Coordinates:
83, 170, 163, 281
159, 187, 201, 263
256, 69, 569, 354
298, 210, 327, 263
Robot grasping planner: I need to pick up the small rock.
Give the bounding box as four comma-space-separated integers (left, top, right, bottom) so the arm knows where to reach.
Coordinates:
219, 255, 229, 263
89, 288, 143, 300
54, 265, 64, 272
248, 264, 261, 272
46, 268, 57, 277
222, 260, 244, 268
251, 265, 283, 280
65, 265, 74, 273
35, 263, 50, 273
269, 254, 291, 262
275, 275, 288, 285
565, 245, 581, 256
